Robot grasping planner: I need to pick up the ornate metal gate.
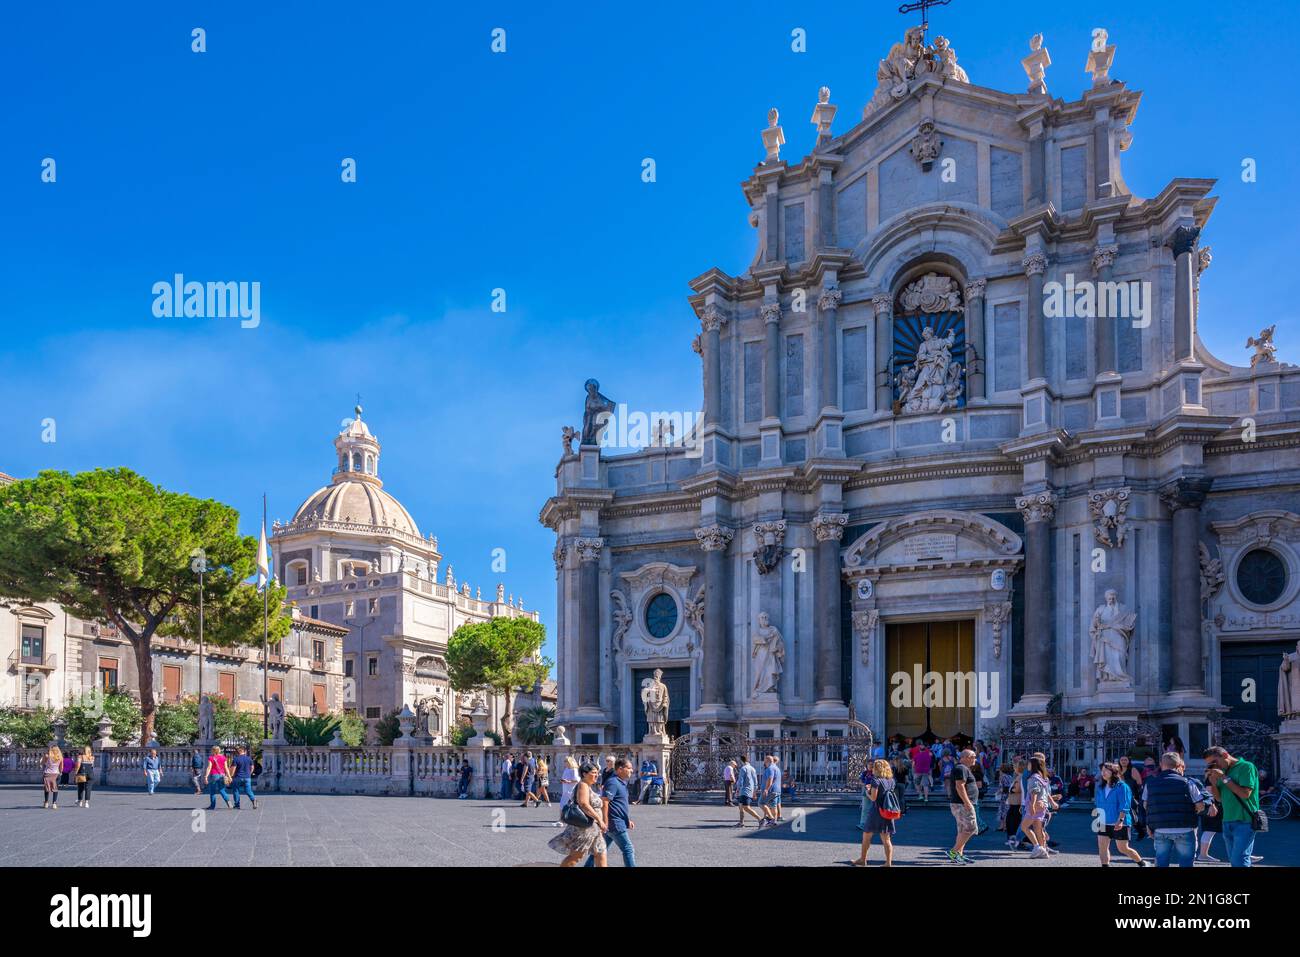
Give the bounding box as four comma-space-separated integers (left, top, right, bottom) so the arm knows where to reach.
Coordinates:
1212, 719, 1279, 784
669, 719, 874, 794
993, 720, 1162, 776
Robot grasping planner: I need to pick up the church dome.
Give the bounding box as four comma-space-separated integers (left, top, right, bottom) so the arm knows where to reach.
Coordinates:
288, 405, 421, 537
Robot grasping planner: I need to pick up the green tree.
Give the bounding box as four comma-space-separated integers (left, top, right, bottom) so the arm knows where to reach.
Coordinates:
373, 708, 401, 746
0, 469, 293, 743
338, 711, 366, 747
513, 705, 556, 745
446, 616, 550, 743
284, 714, 341, 746
63, 687, 142, 747
0, 706, 56, 748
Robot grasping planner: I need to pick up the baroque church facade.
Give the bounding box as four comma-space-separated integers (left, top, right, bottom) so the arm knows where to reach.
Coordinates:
541, 26, 1300, 754
273, 408, 547, 741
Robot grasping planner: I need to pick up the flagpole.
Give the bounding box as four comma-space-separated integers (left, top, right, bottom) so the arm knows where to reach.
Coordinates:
262, 493, 269, 742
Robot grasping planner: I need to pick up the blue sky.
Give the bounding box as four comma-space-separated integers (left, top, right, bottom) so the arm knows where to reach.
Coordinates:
2, 1, 1296, 663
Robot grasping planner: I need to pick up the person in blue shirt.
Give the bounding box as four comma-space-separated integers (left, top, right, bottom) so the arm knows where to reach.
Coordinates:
229, 746, 257, 809
759, 755, 783, 827
585, 758, 637, 867
633, 757, 659, 805
458, 759, 473, 799
734, 756, 765, 827
142, 749, 162, 794
1094, 762, 1147, 866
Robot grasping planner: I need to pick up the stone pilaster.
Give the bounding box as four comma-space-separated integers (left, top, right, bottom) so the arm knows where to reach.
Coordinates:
818, 287, 843, 413
1014, 491, 1057, 705
811, 512, 848, 711
695, 524, 735, 717
700, 304, 728, 429
1160, 478, 1212, 693
872, 294, 893, 415
761, 301, 781, 420
574, 537, 603, 712
964, 279, 987, 401
1022, 253, 1047, 383
1170, 226, 1200, 363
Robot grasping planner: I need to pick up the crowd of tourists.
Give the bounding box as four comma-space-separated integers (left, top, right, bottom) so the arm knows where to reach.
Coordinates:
37, 743, 264, 811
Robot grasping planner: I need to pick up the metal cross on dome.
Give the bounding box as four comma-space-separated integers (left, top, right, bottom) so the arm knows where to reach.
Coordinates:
898, 0, 952, 40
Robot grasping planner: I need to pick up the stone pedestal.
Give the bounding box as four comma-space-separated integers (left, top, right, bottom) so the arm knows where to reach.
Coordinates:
1276, 718, 1300, 787
747, 692, 783, 719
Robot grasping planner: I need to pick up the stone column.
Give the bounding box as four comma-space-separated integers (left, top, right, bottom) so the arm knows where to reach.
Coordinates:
695, 525, 735, 709
1023, 253, 1047, 382
1161, 478, 1212, 692
964, 279, 987, 400
1028, 123, 1047, 206
1093, 244, 1119, 374
872, 294, 893, 413
818, 287, 843, 412
575, 538, 603, 710
700, 304, 728, 428
1016, 491, 1057, 698
1171, 226, 1200, 363
812, 512, 848, 705
762, 302, 781, 420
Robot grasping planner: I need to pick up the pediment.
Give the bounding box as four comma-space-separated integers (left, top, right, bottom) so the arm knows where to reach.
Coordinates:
843, 510, 1022, 570
619, 562, 697, 593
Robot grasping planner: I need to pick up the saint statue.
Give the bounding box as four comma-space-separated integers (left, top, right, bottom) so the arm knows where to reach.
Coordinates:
751, 611, 786, 695
198, 693, 215, 742
901, 326, 960, 413
1090, 589, 1137, 684
640, 668, 670, 738
265, 692, 286, 742
581, 378, 616, 446
1279, 640, 1300, 719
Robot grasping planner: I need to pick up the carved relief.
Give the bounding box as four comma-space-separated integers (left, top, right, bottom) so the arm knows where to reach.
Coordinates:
987, 601, 1012, 660
610, 590, 633, 651
898, 325, 962, 415
899, 273, 962, 314
1199, 542, 1225, 603
853, 610, 879, 665
909, 119, 943, 172
574, 538, 603, 564
1088, 487, 1131, 548
752, 520, 787, 575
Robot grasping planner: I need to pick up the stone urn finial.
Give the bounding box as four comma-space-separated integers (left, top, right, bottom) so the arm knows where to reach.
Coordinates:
51, 716, 68, 750
397, 704, 416, 741
94, 713, 116, 750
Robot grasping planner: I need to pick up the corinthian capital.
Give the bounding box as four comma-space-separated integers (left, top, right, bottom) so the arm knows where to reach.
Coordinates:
760, 302, 782, 324
1016, 490, 1057, 524
812, 511, 848, 542
1159, 477, 1212, 513
964, 279, 987, 301
695, 525, 735, 552
871, 293, 893, 318
818, 287, 843, 311
1091, 243, 1119, 275
699, 304, 728, 333
1169, 225, 1201, 259
573, 538, 604, 563
1021, 253, 1047, 277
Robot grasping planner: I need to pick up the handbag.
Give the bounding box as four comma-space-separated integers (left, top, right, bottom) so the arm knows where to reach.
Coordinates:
1251, 808, 1269, 832
561, 799, 593, 829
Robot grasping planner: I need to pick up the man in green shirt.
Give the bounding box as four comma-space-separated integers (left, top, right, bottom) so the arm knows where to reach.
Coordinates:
1203, 746, 1259, 867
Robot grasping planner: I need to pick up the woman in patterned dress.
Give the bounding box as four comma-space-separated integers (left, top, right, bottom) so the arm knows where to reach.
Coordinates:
548, 762, 607, 866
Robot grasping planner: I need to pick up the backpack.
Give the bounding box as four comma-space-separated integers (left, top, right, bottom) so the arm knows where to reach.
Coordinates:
878, 782, 903, 820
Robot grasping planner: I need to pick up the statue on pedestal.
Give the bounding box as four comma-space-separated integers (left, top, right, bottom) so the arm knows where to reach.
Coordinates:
640, 668, 670, 738
751, 612, 786, 695
1280, 640, 1300, 719
198, 693, 215, 743
265, 693, 286, 742
1090, 589, 1137, 684
581, 379, 616, 446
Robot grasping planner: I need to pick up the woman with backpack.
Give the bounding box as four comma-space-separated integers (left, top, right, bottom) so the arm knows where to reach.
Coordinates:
851, 759, 900, 867
73, 745, 95, 808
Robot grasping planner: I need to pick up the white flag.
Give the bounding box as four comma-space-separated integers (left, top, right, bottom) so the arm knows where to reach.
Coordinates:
257, 523, 269, 589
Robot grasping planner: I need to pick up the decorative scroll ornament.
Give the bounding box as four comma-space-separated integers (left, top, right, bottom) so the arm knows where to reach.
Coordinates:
818, 287, 843, 311
899, 273, 962, 314
987, 601, 1012, 660
1247, 325, 1278, 367
695, 525, 735, 552
853, 610, 879, 665
1088, 487, 1131, 548
1016, 490, 1058, 524
610, 590, 633, 651
812, 512, 848, 543
909, 119, 943, 172
752, 520, 787, 575
574, 538, 603, 563
1199, 542, 1225, 603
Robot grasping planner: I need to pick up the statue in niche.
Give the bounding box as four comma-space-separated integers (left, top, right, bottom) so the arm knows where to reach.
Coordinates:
900, 326, 961, 414
751, 612, 786, 695
1090, 589, 1137, 684
581, 379, 616, 445
640, 668, 670, 738
1280, 639, 1300, 718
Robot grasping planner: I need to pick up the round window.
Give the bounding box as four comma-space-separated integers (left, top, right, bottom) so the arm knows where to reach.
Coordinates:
645, 593, 678, 639
1236, 548, 1287, 606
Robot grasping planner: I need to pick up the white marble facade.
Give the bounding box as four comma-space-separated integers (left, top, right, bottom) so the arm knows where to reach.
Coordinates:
541, 26, 1300, 751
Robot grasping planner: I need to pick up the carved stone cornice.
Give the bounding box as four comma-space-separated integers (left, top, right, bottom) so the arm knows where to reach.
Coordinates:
1016, 490, 1058, 525
573, 538, 604, 563
1021, 253, 1047, 277
760, 302, 782, 324
1091, 243, 1119, 274
812, 511, 849, 542
818, 287, 843, 311
699, 304, 729, 333
694, 525, 735, 552
1158, 476, 1212, 513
